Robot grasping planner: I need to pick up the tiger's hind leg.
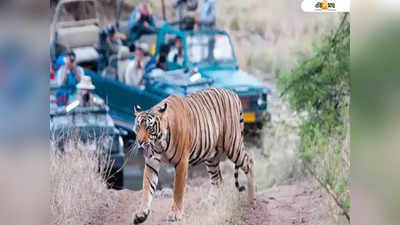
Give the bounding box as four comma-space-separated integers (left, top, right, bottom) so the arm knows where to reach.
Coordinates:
204, 159, 223, 203
228, 142, 256, 204
242, 152, 256, 204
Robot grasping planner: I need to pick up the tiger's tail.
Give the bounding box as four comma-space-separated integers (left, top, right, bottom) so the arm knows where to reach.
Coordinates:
234, 166, 246, 192
234, 111, 246, 192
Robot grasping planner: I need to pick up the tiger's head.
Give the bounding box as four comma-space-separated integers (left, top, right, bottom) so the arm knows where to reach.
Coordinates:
133, 103, 168, 158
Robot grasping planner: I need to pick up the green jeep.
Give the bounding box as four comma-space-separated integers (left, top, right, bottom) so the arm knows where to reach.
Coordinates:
148, 24, 271, 128
87, 23, 270, 135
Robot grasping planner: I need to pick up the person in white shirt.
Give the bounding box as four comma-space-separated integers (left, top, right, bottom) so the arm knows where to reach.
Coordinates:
124, 43, 149, 87
167, 37, 184, 66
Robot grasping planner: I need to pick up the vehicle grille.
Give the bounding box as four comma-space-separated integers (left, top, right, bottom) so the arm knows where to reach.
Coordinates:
239, 95, 258, 111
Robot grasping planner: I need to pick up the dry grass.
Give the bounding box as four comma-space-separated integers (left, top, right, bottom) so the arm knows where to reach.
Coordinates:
50, 140, 114, 225
179, 182, 245, 225
217, 0, 341, 75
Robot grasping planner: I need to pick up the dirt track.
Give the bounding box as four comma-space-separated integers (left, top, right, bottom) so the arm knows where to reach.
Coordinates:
103, 180, 329, 225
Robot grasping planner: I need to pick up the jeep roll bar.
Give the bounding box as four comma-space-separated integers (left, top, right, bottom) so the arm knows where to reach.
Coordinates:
51, 0, 100, 42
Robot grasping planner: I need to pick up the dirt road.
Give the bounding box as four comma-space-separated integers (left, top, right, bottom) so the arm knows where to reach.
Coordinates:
103, 180, 329, 225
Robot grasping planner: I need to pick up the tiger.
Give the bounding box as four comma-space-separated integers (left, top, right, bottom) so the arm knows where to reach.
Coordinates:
132, 88, 256, 224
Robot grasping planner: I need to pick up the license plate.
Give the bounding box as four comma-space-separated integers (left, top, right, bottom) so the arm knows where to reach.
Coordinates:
243, 112, 256, 123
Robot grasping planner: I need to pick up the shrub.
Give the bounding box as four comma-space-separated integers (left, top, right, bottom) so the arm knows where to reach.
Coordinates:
277, 13, 350, 223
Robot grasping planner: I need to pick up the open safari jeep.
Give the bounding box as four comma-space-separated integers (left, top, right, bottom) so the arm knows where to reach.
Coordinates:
150, 24, 271, 128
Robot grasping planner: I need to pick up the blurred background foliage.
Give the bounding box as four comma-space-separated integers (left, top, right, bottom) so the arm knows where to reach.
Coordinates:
351, 19, 400, 225
277, 13, 350, 222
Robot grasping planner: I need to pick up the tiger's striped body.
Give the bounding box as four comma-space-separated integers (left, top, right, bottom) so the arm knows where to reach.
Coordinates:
133, 88, 256, 224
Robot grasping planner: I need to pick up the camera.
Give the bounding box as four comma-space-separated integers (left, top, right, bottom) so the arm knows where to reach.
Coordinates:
67, 51, 76, 62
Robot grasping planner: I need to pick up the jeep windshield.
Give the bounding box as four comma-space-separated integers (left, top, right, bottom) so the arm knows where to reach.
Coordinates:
186, 33, 235, 66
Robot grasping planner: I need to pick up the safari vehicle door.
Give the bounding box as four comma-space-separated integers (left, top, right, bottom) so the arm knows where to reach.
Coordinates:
85, 69, 162, 131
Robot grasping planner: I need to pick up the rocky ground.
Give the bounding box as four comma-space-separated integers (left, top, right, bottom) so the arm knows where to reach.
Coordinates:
103, 181, 329, 225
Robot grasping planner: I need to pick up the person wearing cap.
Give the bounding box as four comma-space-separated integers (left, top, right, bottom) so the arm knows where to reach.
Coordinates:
97, 25, 124, 74
198, 0, 216, 30
55, 51, 83, 106
124, 43, 149, 87
127, 3, 157, 43
97, 27, 109, 74
76, 75, 103, 107
172, 0, 198, 29
106, 25, 123, 57
97, 25, 124, 77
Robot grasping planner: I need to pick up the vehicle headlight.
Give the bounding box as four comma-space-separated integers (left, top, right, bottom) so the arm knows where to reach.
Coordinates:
257, 94, 266, 106
257, 88, 270, 108
102, 136, 114, 152
257, 96, 263, 106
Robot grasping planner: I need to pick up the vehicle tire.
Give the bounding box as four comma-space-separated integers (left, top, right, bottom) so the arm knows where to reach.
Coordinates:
256, 122, 264, 130
108, 169, 124, 190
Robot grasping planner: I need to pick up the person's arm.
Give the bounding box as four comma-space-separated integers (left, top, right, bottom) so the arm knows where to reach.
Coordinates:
148, 15, 157, 29
72, 66, 82, 82
128, 9, 140, 30
172, 0, 181, 8
110, 40, 121, 55
59, 66, 67, 85
200, 0, 216, 26
116, 33, 127, 40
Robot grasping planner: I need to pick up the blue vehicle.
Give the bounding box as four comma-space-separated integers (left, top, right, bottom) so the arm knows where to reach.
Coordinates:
87, 23, 270, 136
151, 24, 271, 125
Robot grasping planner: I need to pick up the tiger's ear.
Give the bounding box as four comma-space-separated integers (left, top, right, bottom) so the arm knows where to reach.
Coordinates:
159, 103, 167, 113
134, 105, 142, 115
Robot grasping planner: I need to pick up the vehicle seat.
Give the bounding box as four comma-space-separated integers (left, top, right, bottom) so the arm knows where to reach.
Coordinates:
57, 24, 100, 64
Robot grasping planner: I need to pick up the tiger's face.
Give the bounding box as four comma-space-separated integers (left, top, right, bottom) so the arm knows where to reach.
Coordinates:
133, 103, 168, 158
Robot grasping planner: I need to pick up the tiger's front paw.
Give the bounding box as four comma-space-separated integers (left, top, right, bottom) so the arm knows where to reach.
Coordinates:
167, 210, 182, 222
133, 209, 150, 224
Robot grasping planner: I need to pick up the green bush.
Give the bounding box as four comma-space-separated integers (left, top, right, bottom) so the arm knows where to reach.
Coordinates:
277, 13, 350, 223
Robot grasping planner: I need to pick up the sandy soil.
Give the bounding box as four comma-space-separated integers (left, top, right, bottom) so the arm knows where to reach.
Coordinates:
103, 180, 329, 225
